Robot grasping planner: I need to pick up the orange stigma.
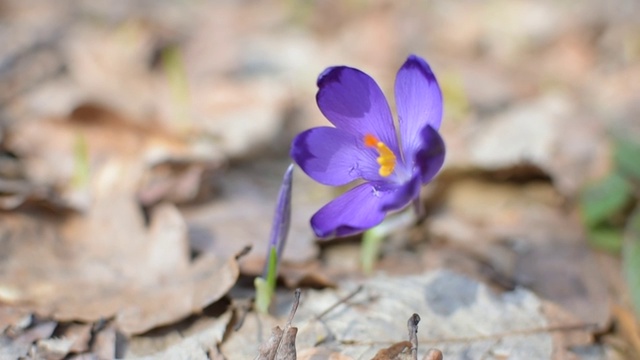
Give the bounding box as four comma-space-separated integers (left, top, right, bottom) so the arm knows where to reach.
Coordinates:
364, 134, 396, 177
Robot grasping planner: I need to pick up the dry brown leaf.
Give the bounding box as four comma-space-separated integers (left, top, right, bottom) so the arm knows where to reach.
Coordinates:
254, 289, 301, 360
5, 103, 223, 212
612, 305, 640, 358
371, 341, 412, 360
0, 199, 239, 335
422, 349, 443, 360
125, 311, 231, 359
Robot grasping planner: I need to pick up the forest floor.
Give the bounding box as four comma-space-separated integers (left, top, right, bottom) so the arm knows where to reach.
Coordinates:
1, 0, 640, 359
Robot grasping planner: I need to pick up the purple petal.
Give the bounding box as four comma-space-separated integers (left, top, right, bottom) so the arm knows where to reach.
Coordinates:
380, 174, 422, 212
311, 182, 387, 238
395, 55, 443, 160
291, 127, 383, 186
415, 125, 446, 184
316, 66, 400, 156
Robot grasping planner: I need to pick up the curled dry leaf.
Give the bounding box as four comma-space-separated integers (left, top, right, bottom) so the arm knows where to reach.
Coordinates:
371, 341, 413, 360
255, 289, 301, 360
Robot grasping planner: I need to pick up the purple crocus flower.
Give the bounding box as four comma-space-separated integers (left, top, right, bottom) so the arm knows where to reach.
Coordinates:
291, 55, 445, 238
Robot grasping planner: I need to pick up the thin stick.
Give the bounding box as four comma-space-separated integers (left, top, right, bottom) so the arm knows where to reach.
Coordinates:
338, 322, 597, 346
286, 288, 302, 328
271, 289, 302, 360
407, 313, 420, 360
420, 322, 598, 345
314, 285, 364, 320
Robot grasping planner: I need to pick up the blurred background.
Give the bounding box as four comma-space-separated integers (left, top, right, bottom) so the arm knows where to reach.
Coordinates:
1, 0, 640, 358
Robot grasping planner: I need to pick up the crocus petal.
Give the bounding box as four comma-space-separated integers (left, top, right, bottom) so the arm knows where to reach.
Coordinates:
316, 66, 400, 156
311, 182, 387, 238
291, 127, 383, 186
395, 55, 443, 160
380, 174, 422, 212
415, 125, 446, 184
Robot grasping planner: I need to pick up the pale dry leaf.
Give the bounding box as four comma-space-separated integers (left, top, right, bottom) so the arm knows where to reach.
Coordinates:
254, 289, 301, 360
0, 321, 57, 360
514, 238, 610, 330
0, 306, 32, 334
64, 22, 157, 123
91, 323, 117, 360
5, 103, 223, 211
297, 348, 355, 360
256, 326, 284, 360
0, 199, 239, 335
115, 252, 239, 335
219, 313, 282, 358
541, 300, 594, 359
128, 339, 210, 360
58, 322, 93, 353
442, 92, 609, 197
427, 178, 610, 328
297, 347, 353, 360
278, 327, 299, 360
35, 337, 74, 360
225, 270, 558, 359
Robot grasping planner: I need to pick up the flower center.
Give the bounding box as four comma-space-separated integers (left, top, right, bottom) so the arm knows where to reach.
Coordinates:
364, 134, 396, 177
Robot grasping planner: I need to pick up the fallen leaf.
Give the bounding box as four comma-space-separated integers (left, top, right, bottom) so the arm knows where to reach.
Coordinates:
224, 270, 569, 359
0, 321, 57, 360
298, 348, 354, 360
0, 199, 239, 335
126, 311, 232, 359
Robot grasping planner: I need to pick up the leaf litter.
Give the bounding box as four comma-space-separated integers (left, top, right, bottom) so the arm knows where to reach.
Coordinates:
1, 0, 639, 359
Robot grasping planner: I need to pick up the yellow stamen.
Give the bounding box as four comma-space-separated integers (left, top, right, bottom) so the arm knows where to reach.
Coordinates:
364, 134, 396, 177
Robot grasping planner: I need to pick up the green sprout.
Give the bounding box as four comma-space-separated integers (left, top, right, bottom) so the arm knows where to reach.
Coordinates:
361, 209, 417, 274
254, 164, 294, 314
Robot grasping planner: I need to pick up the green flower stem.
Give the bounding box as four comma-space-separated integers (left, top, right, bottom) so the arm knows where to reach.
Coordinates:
254, 246, 279, 314
361, 209, 417, 274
